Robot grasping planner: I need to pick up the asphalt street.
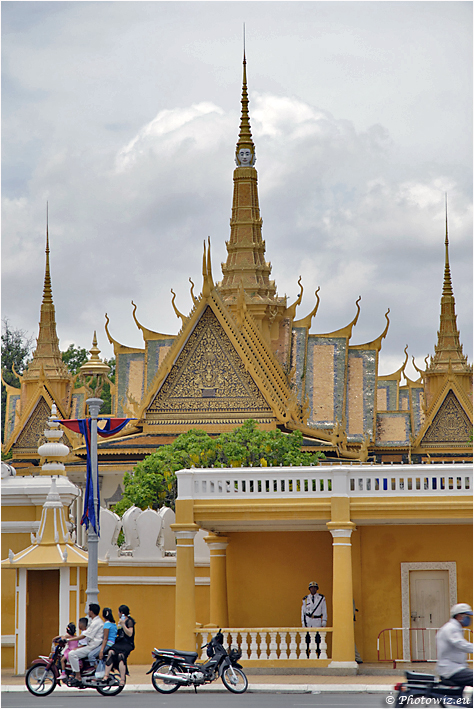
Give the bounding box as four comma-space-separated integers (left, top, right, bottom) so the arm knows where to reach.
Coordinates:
2, 690, 391, 709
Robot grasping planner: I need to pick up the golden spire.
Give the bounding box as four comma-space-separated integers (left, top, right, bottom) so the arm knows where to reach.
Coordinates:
428, 194, 470, 373
235, 25, 256, 167
219, 38, 285, 323
23, 205, 69, 382
43, 202, 53, 304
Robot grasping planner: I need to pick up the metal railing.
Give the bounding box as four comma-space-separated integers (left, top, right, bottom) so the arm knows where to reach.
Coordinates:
377, 628, 473, 668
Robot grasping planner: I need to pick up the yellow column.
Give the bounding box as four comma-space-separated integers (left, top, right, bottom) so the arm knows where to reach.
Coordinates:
204, 534, 229, 627
327, 521, 357, 668
170, 522, 199, 651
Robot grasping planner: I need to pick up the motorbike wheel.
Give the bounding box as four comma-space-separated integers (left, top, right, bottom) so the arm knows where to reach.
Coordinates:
151, 663, 183, 694
25, 663, 57, 696
95, 672, 124, 696
221, 666, 248, 694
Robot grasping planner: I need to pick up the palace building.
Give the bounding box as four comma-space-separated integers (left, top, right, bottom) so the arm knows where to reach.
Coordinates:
3, 53, 472, 479
2, 51, 472, 672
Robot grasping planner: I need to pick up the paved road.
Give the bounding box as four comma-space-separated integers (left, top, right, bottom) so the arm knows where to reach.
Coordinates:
2, 690, 391, 708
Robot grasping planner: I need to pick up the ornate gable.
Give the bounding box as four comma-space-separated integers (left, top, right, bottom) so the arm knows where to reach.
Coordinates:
12, 397, 53, 456
146, 306, 273, 428
421, 389, 472, 447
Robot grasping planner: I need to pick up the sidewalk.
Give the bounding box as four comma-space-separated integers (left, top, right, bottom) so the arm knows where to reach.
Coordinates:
2, 662, 415, 693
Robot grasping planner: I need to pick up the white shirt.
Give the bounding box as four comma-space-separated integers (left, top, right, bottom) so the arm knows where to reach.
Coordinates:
83, 615, 104, 649
301, 593, 327, 627
436, 617, 473, 678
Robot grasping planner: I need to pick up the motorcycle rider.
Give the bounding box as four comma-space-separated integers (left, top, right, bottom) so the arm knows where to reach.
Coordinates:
437, 602, 473, 690
64, 603, 104, 686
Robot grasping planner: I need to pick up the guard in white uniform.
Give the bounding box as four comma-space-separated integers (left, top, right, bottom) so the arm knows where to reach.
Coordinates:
301, 582, 327, 628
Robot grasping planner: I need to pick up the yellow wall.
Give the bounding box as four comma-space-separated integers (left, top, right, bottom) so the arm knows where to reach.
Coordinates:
225, 531, 334, 627
96, 580, 209, 664
359, 524, 473, 661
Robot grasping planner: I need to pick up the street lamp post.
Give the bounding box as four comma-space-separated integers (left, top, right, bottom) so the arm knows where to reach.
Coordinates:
84, 396, 102, 609
78, 333, 110, 611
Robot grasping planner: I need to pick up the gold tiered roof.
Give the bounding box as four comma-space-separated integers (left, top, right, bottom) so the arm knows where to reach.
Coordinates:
428, 197, 471, 373
22, 207, 70, 384
218, 53, 285, 314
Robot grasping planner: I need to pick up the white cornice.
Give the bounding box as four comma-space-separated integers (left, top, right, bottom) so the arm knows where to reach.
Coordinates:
1, 475, 80, 506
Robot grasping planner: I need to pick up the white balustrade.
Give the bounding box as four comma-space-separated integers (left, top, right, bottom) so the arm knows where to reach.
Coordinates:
249, 632, 259, 660
194, 628, 332, 663
178, 464, 472, 501
258, 632, 268, 659
268, 631, 278, 660
288, 631, 298, 659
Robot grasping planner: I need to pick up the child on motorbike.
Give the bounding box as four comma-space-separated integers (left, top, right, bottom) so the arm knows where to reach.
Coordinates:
57, 618, 88, 680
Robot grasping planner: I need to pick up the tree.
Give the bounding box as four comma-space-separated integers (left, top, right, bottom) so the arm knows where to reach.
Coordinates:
61, 344, 88, 374
113, 420, 325, 516
1, 319, 33, 443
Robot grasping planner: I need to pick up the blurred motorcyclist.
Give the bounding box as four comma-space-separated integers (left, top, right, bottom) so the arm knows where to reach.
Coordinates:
437, 603, 473, 690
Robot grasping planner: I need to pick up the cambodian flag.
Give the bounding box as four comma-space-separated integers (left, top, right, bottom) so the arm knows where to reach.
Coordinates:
58, 418, 133, 535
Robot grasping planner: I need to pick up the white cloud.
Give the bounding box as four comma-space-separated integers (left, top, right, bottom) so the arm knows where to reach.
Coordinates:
1, 2, 471, 372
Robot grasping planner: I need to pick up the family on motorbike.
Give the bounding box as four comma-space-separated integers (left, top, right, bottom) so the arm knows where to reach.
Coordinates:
54, 602, 135, 688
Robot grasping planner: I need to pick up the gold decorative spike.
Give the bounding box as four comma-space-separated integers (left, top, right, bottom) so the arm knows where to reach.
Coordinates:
170, 289, 186, 324
284, 276, 304, 320
293, 287, 321, 329
202, 240, 211, 298
189, 278, 198, 306
207, 236, 215, 290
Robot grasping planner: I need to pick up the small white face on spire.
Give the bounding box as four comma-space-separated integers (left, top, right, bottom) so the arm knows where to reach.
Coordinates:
236, 147, 255, 167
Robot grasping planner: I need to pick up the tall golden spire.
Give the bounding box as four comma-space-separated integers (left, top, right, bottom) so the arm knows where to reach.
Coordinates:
235, 25, 256, 168
23, 205, 69, 382
219, 39, 285, 327
428, 195, 470, 372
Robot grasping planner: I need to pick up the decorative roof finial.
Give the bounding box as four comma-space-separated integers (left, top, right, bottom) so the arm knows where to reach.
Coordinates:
235, 25, 256, 168
43, 202, 53, 304
443, 193, 454, 298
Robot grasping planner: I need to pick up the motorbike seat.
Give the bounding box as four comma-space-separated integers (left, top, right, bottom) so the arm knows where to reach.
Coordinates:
406, 671, 436, 682
157, 649, 198, 663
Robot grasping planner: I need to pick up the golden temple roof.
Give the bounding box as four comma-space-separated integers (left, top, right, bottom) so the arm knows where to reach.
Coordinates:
428, 197, 470, 374
22, 206, 70, 384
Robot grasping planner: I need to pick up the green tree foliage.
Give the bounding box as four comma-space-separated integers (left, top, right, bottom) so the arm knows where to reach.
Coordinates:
1, 319, 33, 443
61, 344, 89, 374
113, 420, 325, 515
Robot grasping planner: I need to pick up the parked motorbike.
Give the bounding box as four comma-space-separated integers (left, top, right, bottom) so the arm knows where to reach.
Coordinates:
147, 631, 248, 694
394, 670, 473, 707
25, 639, 124, 697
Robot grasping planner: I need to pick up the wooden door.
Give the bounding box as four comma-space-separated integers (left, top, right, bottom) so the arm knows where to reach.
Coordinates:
26, 570, 60, 665
409, 569, 449, 660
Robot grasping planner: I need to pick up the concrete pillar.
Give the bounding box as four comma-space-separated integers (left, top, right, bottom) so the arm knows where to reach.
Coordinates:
171, 523, 199, 651
327, 522, 357, 668
204, 534, 229, 627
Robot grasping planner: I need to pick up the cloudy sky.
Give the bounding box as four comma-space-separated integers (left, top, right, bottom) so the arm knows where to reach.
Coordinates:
2, 1, 472, 380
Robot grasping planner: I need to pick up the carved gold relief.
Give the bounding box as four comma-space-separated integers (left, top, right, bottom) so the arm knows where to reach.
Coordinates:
421, 390, 472, 445
147, 307, 272, 416
13, 397, 52, 451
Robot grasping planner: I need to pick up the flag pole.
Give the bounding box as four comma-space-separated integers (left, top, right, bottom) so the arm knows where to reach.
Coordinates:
85, 396, 103, 609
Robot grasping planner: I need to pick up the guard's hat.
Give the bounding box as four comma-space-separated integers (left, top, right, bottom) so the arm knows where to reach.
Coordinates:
308, 581, 319, 589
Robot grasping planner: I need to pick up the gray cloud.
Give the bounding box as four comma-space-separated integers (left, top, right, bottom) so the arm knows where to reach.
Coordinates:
2, 1, 472, 383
